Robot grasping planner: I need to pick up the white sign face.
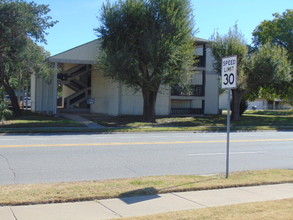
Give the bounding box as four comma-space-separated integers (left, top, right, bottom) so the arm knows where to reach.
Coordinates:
221, 56, 237, 89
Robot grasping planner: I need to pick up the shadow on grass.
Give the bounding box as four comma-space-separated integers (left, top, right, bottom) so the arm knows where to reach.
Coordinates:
119, 187, 160, 204
119, 177, 221, 205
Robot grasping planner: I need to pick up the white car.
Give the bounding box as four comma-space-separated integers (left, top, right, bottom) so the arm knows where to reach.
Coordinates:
20, 97, 31, 108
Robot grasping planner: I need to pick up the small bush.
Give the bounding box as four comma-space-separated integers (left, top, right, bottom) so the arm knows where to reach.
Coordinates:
0, 102, 13, 123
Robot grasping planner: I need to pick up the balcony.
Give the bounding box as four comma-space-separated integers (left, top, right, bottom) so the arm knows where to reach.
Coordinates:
171, 85, 204, 97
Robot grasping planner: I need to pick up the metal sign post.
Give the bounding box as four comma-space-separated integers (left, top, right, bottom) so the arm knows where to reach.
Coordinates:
226, 88, 231, 178
221, 55, 237, 178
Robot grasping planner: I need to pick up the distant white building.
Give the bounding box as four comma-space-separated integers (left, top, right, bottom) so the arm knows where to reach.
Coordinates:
219, 91, 292, 111
31, 38, 219, 116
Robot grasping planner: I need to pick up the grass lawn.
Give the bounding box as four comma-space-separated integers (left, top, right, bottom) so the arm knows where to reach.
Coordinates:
237, 110, 293, 126
121, 198, 293, 220
86, 109, 293, 129
0, 110, 84, 128
0, 169, 292, 206
0, 110, 292, 133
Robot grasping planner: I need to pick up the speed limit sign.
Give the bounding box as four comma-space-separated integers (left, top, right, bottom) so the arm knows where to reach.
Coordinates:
221, 56, 237, 89
221, 55, 238, 178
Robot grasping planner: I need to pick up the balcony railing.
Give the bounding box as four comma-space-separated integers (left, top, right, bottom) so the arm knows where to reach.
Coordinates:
171, 85, 204, 97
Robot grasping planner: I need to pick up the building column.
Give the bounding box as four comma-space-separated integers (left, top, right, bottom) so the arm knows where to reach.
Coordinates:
30, 74, 37, 112
52, 63, 58, 114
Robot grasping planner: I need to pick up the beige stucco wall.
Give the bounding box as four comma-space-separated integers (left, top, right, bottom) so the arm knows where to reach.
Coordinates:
155, 86, 170, 115
204, 72, 219, 114
205, 47, 215, 73
91, 70, 120, 115
120, 85, 170, 115
120, 86, 143, 115
203, 47, 219, 114
62, 86, 75, 103
90, 68, 170, 115
30, 73, 55, 114
30, 74, 37, 111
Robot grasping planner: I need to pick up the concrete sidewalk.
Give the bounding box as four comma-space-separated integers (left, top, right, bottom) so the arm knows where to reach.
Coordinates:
58, 113, 105, 128
1, 183, 293, 220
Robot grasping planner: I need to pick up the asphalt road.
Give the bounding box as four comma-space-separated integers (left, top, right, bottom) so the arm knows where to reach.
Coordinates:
0, 131, 293, 185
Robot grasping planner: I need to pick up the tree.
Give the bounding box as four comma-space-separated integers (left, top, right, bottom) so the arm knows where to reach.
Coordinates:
96, 0, 195, 122
246, 42, 292, 102
0, 0, 56, 116
10, 39, 53, 111
210, 25, 248, 121
211, 26, 292, 121
252, 9, 293, 62
252, 9, 293, 103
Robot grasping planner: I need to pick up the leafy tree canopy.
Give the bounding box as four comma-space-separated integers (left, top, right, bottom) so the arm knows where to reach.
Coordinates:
246, 43, 292, 102
210, 24, 248, 89
210, 25, 248, 121
0, 0, 56, 116
252, 9, 293, 104
210, 25, 292, 120
96, 0, 195, 122
252, 9, 293, 62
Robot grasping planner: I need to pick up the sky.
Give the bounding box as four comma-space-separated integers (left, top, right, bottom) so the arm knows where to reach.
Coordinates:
31, 0, 292, 56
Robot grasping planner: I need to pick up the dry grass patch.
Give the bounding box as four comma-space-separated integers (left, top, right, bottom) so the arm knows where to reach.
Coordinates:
0, 169, 293, 206
121, 198, 293, 220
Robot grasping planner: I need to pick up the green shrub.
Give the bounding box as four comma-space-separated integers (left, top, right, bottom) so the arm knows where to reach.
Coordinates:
0, 102, 13, 123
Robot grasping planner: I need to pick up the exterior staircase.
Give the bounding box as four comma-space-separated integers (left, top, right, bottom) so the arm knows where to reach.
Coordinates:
65, 88, 91, 109
58, 64, 91, 109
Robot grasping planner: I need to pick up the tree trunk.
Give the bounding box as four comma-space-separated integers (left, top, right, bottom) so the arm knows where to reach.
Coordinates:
231, 89, 242, 121
2, 82, 21, 117
142, 88, 158, 123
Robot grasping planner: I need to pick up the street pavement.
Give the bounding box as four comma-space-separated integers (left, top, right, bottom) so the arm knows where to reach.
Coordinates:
1, 183, 293, 220
0, 118, 293, 220
1, 131, 293, 184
